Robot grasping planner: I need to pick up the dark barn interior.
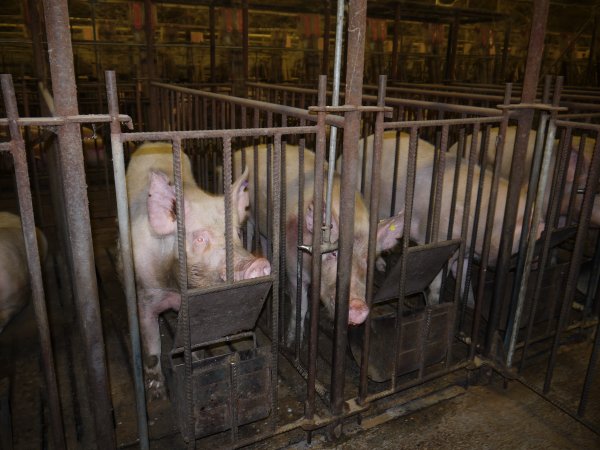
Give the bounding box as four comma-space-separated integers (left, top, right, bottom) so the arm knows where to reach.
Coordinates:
1, 0, 600, 449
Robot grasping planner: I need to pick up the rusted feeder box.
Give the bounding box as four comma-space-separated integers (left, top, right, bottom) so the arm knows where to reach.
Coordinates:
169, 278, 272, 439
349, 239, 460, 382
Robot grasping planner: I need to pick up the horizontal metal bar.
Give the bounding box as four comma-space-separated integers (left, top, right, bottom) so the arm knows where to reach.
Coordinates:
555, 120, 600, 132
151, 81, 346, 128
308, 105, 393, 113
0, 114, 133, 128
120, 125, 319, 142
170, 331, 255, 355
497, 103, 568, 112
384, 115, 504, 129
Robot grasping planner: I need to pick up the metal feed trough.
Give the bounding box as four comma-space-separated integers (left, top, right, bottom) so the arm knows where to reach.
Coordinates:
169, 279, 273, 439
347, 239, 461, 382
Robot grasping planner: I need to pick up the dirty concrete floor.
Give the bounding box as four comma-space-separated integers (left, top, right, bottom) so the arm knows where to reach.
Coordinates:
282, 379, 599, 450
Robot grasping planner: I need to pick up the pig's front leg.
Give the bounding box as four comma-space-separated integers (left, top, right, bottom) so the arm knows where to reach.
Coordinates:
138, 288, 181, 400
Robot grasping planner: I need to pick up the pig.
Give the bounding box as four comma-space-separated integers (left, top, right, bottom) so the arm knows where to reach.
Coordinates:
122, 142, 271, 399
448, 126, 594, 225
346, 131, 543, 305
233, 144, 404, 344
0, 212, 48, 333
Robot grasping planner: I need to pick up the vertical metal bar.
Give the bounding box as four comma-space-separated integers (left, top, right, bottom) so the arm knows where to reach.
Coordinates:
504, 77, 555, 355
587, 15, 599, 85
470, 84, 512, 360
209, 2, 216, 85
500, 22, 511, 83
2, 74, 66, 450
358, 75, 386, 403
578, 319, 600, 417
270, 134, 282, 432
294, 139, 305, 358
172, 137, 195, 448
322, 0, 331, 76
223, 136, 234, 282
391, 3, 401, 80
506, 109, 560, 368
105, 71, 149, 450
306, 76, 328, 421
486, 0, 550, 356
324, 0, 345, 244
331, 0, 367, 417
242, 0, 249, 91
144, 0, 157, 129
545, 134, 600, 393
392, 127, 419, 389
41, 1, 116, 447
444, 15, 459, 82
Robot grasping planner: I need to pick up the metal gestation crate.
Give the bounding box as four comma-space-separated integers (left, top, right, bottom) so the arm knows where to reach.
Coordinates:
169, 278, 273, 439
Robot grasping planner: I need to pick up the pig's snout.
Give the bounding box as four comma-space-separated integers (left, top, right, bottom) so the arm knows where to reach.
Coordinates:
243, 258, 271, 279
348, 298, 369, 325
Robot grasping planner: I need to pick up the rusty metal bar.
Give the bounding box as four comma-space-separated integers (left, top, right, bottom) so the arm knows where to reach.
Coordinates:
507, 86, 561, 368
270, 133, 282, 432
486, 0, 549, 356
544, 131, 600, 393
172, 136, 195, 448
42, 1, 116, 446
294, 139, 305, 359
469, 83, 513, 360
391, 3, 401, 80
444, 15, 459, 82
324, 0, 345, 245
358, 75, 387, 403
151, 82, 345, 128
306, 76, 328, 422
105, 71, 149, 450
330, 0, 367, 419
578, 319, 600, 417
1, 74, 66, 450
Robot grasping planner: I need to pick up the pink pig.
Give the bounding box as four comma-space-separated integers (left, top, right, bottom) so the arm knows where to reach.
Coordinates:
122, 142, 270, 399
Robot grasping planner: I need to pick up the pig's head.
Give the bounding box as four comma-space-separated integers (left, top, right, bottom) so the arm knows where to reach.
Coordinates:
304, 192, 403, 326
147, 168, 270, 287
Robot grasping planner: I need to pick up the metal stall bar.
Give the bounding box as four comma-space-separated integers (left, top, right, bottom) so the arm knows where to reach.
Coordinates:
506, 86, 563, 368
105, 71, 149, 450
469, 84, 513, 360
41, 0, 116, 446
544, 124, 600, 393
330, 0, 367, 423
1, 74, 66, 450
324, 0, 345, 244
305, 76, 329, 427
486, 0, 550, 356
358, 75, 387, 404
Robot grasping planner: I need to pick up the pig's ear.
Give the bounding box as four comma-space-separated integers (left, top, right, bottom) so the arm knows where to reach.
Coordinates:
376, 211, 404, 253
232, 166, 250, 225
147, 170, 177, 235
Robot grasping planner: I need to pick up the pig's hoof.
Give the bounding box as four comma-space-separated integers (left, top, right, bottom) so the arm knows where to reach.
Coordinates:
375, 256, 387, 272
146, 369, 167, 401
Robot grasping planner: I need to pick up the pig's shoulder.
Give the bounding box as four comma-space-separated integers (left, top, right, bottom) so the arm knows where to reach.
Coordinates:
0, 212, 22, 229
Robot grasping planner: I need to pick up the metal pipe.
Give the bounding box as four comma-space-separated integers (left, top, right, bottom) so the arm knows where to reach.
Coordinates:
330, 0, 367, 419
105, 71, 149, 450
486, 0, 550, 356
544, 132, 600, 393
324, 0, 345, 244
506, 93, 561, 368
306, 76, 328, 421
1, 74, 66, 450
444, 15, 459, 82
358, 75, 387, 403
41, 1, 116, 446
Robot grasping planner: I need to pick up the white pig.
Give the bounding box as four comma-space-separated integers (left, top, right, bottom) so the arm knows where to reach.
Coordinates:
234, 144, 404, 343
0, 212, 47, 333
123, 142, 271, 399
347, 131, 543, 304
449, 126, 594, 225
